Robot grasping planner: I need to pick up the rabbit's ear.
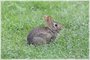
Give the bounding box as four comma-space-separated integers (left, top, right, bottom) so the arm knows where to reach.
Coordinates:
44, 16, 53, 27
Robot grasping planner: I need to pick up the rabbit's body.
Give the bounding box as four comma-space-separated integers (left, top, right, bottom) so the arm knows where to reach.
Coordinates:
27, 27, 57, 45
27, 16, 62, 45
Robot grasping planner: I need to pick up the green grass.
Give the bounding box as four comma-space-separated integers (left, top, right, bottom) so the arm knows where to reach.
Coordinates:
1, 1, 89, 59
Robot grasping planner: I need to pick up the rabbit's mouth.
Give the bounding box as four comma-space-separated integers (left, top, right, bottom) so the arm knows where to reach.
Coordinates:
55, 29, 60, 33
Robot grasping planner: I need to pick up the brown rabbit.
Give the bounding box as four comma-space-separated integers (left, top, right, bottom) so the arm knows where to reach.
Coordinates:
27, 16, 63, 45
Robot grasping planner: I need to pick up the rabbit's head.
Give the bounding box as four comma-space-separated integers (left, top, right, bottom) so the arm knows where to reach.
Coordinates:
44, 16, 63, 33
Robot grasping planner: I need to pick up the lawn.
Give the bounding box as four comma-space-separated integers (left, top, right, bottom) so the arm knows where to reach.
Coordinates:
1, 1, 89, 59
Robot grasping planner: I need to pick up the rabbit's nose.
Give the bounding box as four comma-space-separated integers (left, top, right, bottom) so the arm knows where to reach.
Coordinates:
58, 25, 63, 30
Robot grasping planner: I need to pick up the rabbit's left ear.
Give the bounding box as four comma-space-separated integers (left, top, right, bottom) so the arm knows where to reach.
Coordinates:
44, 16, 53, 27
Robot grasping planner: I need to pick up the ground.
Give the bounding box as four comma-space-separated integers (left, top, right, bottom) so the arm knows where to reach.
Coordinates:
1, 1, 89, 59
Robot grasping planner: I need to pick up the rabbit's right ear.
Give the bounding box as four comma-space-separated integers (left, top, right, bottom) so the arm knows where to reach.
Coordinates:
44, 16, 53, 27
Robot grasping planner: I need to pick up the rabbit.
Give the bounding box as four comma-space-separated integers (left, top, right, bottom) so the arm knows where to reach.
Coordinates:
27, 16, 63, 46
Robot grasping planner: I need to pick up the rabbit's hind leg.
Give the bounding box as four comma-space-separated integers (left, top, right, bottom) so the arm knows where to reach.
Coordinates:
32, 37, 47, 45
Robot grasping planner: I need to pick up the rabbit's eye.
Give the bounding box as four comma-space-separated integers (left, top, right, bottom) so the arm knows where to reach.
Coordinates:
53, 23, 58, 27
55, 24, 57, 27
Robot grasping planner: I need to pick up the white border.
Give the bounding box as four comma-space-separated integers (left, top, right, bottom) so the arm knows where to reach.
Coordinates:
0, 0, 1, 60
88, 1, 89, 60
0, 0, 89, 1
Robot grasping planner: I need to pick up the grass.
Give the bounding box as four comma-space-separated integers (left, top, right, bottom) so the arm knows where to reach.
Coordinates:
1, 1, 89, 59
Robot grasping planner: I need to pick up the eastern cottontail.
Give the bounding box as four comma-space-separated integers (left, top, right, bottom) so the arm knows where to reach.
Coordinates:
27, 16, 63, 45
